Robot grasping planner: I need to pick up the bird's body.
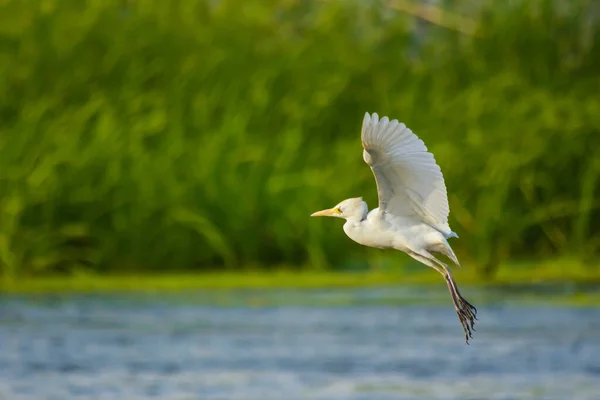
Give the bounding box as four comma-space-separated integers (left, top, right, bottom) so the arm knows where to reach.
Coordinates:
343, 206, 443, 251
311, 113, 477, 343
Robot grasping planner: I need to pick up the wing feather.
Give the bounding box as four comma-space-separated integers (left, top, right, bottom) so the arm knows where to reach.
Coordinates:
361, 112, 453, 235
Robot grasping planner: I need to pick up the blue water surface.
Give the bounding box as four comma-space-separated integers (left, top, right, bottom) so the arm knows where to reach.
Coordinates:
1, 286, 599, 400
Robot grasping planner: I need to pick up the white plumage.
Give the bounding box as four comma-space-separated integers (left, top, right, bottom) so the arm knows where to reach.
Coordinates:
311, 112, 477, 343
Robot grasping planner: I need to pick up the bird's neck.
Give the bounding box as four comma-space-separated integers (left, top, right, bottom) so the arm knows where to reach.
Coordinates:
343, 213, 369, 247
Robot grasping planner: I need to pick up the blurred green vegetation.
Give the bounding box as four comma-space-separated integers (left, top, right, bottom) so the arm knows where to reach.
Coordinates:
1, 0, 599, 281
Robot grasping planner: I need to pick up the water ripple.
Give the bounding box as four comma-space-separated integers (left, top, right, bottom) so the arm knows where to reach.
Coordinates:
1, 287, 599, 400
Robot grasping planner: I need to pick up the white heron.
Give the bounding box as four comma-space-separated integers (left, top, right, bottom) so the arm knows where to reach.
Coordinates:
311, 112, 477, 343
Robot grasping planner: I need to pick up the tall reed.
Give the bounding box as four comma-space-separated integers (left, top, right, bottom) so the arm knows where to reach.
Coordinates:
0, 0, 598, 277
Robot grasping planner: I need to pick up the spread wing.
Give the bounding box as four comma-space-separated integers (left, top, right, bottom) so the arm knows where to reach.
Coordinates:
360, 112, 452, 235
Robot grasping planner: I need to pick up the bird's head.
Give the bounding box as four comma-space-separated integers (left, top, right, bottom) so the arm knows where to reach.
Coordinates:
310, 197, 367, 220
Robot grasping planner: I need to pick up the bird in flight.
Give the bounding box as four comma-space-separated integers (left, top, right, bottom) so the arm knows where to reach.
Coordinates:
311, 112, 477, 343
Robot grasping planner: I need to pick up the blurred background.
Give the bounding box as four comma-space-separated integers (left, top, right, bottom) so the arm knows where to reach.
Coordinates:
1, 0, 600, 399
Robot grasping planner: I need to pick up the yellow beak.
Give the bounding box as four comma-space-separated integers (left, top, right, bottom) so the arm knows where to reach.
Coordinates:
310, 208, 339, 217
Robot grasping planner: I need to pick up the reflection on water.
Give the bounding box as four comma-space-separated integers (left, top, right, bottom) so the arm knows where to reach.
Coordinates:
1, 286, 599, 400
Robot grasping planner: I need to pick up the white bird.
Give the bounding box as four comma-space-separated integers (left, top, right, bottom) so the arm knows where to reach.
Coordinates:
311, 112, 477, 343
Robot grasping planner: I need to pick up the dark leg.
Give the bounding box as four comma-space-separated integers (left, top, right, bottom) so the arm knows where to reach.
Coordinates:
408, 250, 478, 344
443, 271, 477, 343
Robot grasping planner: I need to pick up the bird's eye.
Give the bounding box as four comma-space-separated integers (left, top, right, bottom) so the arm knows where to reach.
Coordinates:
336, 207, 342, 214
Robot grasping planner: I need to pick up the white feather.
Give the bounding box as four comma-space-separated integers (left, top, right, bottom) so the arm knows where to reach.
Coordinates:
361, 112, 453, 236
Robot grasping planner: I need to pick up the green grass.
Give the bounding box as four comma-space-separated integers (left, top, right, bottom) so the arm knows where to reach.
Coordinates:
1, 0, 599, 279
3, 259, 600, 294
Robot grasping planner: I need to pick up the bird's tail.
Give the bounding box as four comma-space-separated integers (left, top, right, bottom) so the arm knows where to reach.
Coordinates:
432, 240, 461, 268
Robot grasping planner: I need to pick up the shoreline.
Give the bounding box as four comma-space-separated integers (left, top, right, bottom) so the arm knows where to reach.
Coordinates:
2, 261, 600, 294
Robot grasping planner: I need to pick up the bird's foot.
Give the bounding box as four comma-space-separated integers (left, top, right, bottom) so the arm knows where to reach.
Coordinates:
455, 294, 477, 344
443, 272, 478, 344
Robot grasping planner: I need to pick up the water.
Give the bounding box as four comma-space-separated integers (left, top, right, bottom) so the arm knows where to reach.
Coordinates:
1, 286, 600, 400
